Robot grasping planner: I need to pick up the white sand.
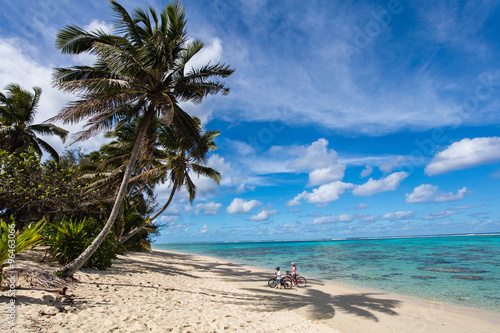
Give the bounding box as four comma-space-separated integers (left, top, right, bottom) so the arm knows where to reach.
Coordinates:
2, 248, 499, 332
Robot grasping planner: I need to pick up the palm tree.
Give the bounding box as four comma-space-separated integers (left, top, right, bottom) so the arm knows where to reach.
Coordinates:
119, 118, 221, 244
83, 119, 161, 201
50, 1, 233, 277
0, 84, 68, 162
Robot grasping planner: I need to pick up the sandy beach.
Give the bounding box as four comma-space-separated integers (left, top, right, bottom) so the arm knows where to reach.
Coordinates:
2, 248, 500, 332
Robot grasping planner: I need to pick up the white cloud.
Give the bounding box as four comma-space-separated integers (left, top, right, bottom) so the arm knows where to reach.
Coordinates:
355, 203, 370, 210
185, 38, 224, 73
422, 210, 458, 220
191, 202, 222, 216
313, 214, 359, 224
434, 187, 469, 203
352, 171, 409, 196
0, 38, 67, 123
307, 165, 346, 187
425, 137, 500, 175
207, 154, 233, 186
381, 211, 416, 220
405, 184, 439, 203
288, 138, 341, 171
0, 37, 112, 155
73, 20, 115, 66
198, 224, 209, 234
287, 181, 354, 206
219, 138, 346, 189
226, 198, 262, 214
159, 219, 192, 235
248, 209, 278, 221
379, 156, 406, 173
406, 184, 469, 203
360, 164, 373, 177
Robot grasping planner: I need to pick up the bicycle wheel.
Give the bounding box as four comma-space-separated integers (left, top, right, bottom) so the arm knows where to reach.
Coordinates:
282, 276, 293, 289
296, 276, 307, 288
268, 278, 277, 288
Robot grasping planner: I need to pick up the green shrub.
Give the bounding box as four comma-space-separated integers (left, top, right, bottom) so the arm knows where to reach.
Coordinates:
42, 218, 118, 270
0, 218, 44, 283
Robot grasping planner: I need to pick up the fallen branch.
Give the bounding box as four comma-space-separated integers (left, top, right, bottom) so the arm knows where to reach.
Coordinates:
15, 286, 68, 295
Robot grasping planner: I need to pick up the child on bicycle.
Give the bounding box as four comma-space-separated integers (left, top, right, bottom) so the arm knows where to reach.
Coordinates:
291, 262, 297, 280
275, 266, 282, 289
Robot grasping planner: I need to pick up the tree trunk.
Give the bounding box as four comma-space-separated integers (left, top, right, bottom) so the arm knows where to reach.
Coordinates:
58, 110, 155, 278
118, 181, 177, 244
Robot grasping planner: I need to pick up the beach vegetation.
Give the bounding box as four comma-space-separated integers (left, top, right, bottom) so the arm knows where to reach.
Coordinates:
42, 218, 118, 270
0, 148, 105, 229
0, 218, 44, 284
49, 0, 233, 278
0, 84, 68, 163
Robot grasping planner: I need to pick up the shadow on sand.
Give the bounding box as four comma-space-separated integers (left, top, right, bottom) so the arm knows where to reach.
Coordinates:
149, 250, 400, 322
14, 249, 401, 324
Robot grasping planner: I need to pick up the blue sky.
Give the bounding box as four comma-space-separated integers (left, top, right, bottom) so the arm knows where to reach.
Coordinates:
1, 0, 500, 242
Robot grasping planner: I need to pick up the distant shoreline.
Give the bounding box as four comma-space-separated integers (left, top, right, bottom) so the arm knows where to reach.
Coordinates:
153, 232, 500, 244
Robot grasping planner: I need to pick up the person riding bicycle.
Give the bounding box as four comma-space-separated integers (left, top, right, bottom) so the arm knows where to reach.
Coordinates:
291, 262, 297, 280
275, 266, 282, 289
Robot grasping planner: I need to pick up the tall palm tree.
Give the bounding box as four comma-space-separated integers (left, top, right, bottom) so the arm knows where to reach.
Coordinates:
119, 118, 221, 244
50, 1, 233, 277
83, 119, 161, 200
0, 84, 68, 162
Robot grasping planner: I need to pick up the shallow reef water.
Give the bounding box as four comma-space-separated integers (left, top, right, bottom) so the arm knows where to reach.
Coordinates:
154, 235, 500, 314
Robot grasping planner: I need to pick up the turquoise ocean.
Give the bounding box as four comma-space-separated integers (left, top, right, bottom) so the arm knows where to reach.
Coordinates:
153, 234, 500, 314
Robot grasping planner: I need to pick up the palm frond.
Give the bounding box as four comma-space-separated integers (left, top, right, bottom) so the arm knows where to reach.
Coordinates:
34, 137, 60, 162
110, 0, 143, 46
29, 124, 68, 142
55, 24, 116, 54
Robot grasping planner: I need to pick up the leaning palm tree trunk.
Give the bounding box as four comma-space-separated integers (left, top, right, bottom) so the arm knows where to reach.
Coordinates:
52, 1, 233, 275
118, 180, 177, 244
58, 111, 154, 278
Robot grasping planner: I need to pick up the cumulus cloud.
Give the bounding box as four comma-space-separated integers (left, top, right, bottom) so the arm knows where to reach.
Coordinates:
288, 138, 340, 171
159, 219, 192, 234
307, 165, 346, 187
248, 209, 278, 221
355, 203, 370, 210
190, 202, 222, 216
287, 139, 346, 186
434, 187, 469, 202
287, 181, 354, 206
360, 164, 373, 178
405, 184, 439, 203
425, 137, 500, 175
313, 214, 360, 224
185, 38, 224, 72
220, 138, 347, 190
406, 184, 469, 203
381, 211, 416, 220
226, 198, 262, 214
198, 224, 209, 234
207, 154, 234, 186
352, 172, 409, 196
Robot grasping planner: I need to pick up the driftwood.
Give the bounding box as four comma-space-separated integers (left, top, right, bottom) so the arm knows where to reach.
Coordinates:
3, 268, 70, 294
15, 286, 68, 295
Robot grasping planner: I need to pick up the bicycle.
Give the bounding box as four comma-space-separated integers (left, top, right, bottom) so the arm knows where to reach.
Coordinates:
284, 271, 307, 288
268, 276, 292, 289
